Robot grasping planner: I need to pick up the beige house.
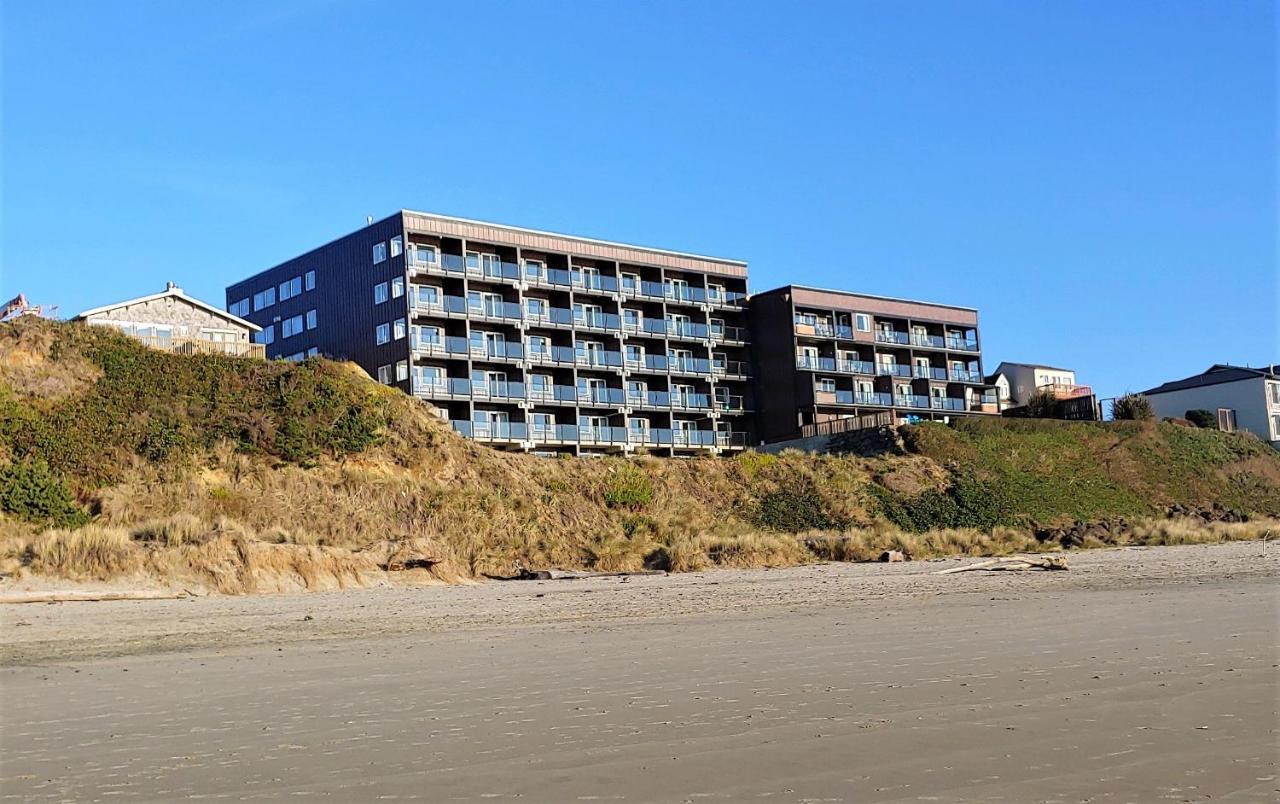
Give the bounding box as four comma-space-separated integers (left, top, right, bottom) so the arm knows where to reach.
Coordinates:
987, 361, 1089, 407
1142, 364, 1280, 446
74, 282, 263, 358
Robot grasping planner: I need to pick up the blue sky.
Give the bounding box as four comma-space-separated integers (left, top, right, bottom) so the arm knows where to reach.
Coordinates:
2, 0, 1275, 398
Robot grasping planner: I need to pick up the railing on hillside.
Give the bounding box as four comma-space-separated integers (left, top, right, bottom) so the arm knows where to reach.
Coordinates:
130, 334, 265, 359
798, 411, 896, 440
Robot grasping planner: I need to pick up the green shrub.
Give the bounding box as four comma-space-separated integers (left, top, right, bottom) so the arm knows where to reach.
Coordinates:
756, 478, 847, 531
603, 465, 654, 508
1185, 409, 1216, 429
1024, 389, 1058, 419
0, 459, 89, 527
1112, 393, 1155, 421
870, 470, 1012, 532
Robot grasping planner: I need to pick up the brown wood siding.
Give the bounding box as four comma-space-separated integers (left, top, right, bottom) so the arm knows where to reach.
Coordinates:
403, 212, 746, 279
791, 287, 978, 327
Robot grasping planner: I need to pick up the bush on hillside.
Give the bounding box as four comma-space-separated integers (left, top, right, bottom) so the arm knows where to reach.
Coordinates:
1024, 389, 1058, 418
869, 470, 1012, 532
1185, 409, 1217, 429
603, 465, 655, 509
1112, 393, 1155, 421
756, 478, 849, 531
0, 459, 89, 528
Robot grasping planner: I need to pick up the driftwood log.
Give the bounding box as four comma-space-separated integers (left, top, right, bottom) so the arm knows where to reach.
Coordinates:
0, 590, 190, 604
934, 556, 1069, 575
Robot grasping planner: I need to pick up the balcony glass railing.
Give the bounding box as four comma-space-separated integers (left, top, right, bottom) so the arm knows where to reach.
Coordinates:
894, 394, 934, 409
833, 391, 893, 406
625, 354, 670, 372
574, 310, 622, 330
712, 358, 750, 376
575, 348, 624, 368
912, 366, 949, 380
577, 386, 627, 406
910, 333, 946, 349
949, 369, 980, 382
449, 421, 748, 448
875, 363, 912, 377
875, 330, 910, 345
930, 397, 967, 411
946, 338, 980, 352
669, 356, 713, 374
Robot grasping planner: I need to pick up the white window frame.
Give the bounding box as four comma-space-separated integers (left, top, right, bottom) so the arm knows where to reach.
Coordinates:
393, 318, 406, 340
855, 313, 871, 332
306, 309, 317, 330
396, 360, 408, 381
378, 364, 392, 384
372, 242, 387, 264
391, 277, 404, 298
305, 270, 315, 291
817, 377, 837, 393
374, 282, 389, 304
390, 236, 403, 258
376, 324, 390, 345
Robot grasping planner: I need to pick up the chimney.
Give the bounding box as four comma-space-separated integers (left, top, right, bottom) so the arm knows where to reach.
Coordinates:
166, 281, 182, 293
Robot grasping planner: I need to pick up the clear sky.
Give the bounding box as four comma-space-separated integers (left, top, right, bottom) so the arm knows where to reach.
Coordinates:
3, 1, 1275, 398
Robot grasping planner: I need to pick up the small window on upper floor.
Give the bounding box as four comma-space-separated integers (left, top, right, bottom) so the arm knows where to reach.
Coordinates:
817, 378, 837, 393
374, 282, 389, 304
391, 277, 404, 298
855, 313, 871, 332
396, 360, 409, 382
305, 270, 316, 291
372, 242, 387, 264
393, 318, 406, 340
376, 323, 390, 345
306, 309, 317, 330
390, 236, 403, 258
378, 364, 392, 384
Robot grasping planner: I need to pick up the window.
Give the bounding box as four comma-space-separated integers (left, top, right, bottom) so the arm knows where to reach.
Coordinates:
376, 324, 390, 345
256, 324, 274, 345
306, 347, 319, 358
253, 287, 275, 311
1272, 414, 1280, 439
390, 236, 403, 258
391, 277, 404, 298
414, 244, 438, 265
372, 242, 387, 264
817, 378, 837, 393
1217, 408, 1236, 432
528, 335, 549, 355
526, 298, 548, 319
229, 298, 249, 317
374, 282, 389, 304
305, 309, 317, 330
378, 364, 392, 384
523, 259, 544, 279
305, 270, 315, 291
285, 352, 305, 362
855, 313, 871, 332
279, 276, 302, 301
1270, 383, 1280, 406
281, 314, 304, 338
396, 360, 408, 382
393, 318, 406, 340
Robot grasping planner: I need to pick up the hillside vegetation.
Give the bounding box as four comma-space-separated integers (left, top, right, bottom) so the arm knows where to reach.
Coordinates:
2, 318, 1277, 593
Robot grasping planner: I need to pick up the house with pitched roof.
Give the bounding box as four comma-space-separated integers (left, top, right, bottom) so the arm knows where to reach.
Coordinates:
74, 282, 263, 359
1140, 364, 1280, 445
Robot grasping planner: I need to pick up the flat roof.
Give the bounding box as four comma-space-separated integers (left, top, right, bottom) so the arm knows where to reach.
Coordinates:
774, 283, 978, 313
401, 209, 748, 267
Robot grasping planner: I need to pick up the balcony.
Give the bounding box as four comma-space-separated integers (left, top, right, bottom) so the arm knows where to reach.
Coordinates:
875, 330, 910, 346
411, 335, 524, 361
893, 394, 933, 410
830, 391, 893, 407
930, 397, 967, 411
712, 358, 751, 378
1037, 383, 1094, 399
875, 363, 912, 378
624, 354, 669, 373
945, 337, 980, 352
912, 366, 950, 380
794, 319, 854, 339
447, 421, 746, 450
669, 356, 714, 376
910, 333, 946, 349
949, 369, 982, 383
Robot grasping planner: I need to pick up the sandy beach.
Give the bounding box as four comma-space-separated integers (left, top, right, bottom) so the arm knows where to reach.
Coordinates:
2, 542, 1277, 801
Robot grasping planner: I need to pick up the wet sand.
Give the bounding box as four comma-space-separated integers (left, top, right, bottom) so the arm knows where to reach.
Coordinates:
2, 542, 1277, 801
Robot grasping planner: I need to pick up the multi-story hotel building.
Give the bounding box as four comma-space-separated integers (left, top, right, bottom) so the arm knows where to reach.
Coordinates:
748, 285, 999, 442
226, 211, 753, 455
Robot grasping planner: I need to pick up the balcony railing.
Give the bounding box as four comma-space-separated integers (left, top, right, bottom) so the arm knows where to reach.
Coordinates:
910, 333, 946, 349
448, 421, 747, 449
912, 366, 950, 380
945, 338, 980, 352
832, 391, 893, 406
794, 320, 854, 339
875, 363, 912, 378
950, 369, 981, 382
875, 330, 910, 345
1037, 383, 1094, 399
